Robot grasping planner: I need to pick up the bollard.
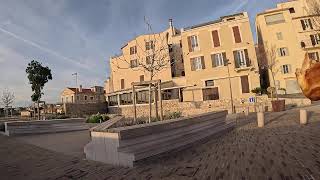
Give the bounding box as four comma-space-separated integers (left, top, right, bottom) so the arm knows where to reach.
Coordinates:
257, 112, 264, 127
244, 107, 249, 116
300, 109, 307, 125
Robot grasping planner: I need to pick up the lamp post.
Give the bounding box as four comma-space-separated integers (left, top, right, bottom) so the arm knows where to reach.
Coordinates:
72, 73, 78, 103
225, 59, 235, 114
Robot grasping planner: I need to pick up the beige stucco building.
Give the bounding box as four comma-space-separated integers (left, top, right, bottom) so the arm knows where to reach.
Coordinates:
256, 0, 320, 94
105, 12, 261, 107
60, 85, 105, 104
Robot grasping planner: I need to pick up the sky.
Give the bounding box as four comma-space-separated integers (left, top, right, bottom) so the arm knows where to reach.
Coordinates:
0, 0, 286, 107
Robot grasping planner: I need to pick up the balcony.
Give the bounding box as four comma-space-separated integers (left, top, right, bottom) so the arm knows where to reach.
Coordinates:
234, 59, 254, 72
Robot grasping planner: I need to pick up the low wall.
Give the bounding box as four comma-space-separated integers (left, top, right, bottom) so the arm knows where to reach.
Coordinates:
64, 103, 108, 116
3, 118, 89, 136
84, 111, 231, 167
108, 97, 312, 118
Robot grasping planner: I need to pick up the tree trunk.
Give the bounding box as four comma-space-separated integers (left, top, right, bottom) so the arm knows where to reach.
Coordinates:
37, 101, 40, 120
271, 70, 278, 100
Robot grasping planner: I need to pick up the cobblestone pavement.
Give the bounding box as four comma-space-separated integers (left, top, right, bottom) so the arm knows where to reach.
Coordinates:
1, 105, 320, 180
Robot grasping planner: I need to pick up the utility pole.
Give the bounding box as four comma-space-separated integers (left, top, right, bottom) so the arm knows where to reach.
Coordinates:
226, 59, 235, 114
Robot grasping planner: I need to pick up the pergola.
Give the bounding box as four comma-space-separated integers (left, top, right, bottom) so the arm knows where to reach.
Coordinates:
132, 80, 163, 122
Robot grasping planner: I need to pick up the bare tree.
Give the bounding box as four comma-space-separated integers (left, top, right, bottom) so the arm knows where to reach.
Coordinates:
306, 0, 320, 32
112, 17, 173, 81
1, 89, 14, 116
257, 42, 279, 100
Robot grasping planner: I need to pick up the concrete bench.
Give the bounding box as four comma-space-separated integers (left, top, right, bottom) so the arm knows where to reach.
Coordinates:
84, 111, 233, 167
2, 118, 89, 136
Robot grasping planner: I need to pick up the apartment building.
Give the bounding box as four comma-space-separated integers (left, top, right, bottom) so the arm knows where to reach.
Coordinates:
256, 0, 320, 94
61, 85, 105, 104
105, 12, 260, 106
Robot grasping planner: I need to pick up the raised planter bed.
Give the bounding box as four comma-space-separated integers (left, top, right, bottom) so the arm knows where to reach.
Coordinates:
84, 111, 232, 167
2, 118, 88, 136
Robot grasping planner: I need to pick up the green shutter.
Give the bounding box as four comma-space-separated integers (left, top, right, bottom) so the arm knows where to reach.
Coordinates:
211, 54, 217, 67
233, 51, 240, 68
222, 52, 227, 66
201, 56, 206, 69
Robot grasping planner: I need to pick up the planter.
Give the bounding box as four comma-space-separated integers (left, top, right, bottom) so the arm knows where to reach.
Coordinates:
271, 99, 285, 112
84, 111, 231, 167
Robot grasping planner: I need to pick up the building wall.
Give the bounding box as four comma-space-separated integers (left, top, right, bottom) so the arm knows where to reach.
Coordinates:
181, 12, 260, 101
61, 88, 106, 104
256, 0, 320, 94
64, 102, 108, 116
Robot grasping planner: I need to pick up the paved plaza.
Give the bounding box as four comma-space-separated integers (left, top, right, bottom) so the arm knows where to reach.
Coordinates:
1, 105, 320, 180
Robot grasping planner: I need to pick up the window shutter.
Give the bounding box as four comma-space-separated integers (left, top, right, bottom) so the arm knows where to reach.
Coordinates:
212, 30, 220, 47
244, 49, 250, 66
187, 36, 192, 52
232, 26, 242, 43
281, 65, 284, 74
201, 56, 206, 69
222, 52, 227, 66
288, 65, 292, 73
190, 58, 195, 71
308, 19, 313, 29
277, 48, 281, 57
301, 20, 306, 30
316, 52, 320, 61
240, 76, 250, 93
285, 48, 289, 56
311, 35, 316, 46
211, 54, 217, 67
233, 51, 240, 68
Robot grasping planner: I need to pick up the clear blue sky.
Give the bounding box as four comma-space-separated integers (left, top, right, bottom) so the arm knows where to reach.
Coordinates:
0, 0, 285, 107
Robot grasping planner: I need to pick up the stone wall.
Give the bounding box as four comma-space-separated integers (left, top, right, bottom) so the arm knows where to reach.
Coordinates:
64, 103, 108, 116
108, 96, 312, 118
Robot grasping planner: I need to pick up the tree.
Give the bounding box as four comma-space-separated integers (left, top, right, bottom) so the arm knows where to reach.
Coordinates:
26, 60, 52, 120
1, 89, 14, 117
257, 42, 279, 100
306, 0, 320, 32
112, 17, 174, 81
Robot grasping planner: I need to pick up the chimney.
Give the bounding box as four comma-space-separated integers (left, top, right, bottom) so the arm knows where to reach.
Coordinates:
169, 19, 175, 36
79, 85, 83, 92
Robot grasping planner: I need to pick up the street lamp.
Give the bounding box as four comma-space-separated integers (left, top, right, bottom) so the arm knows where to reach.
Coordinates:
225, 59, 235, 114
72, 73, 78, 103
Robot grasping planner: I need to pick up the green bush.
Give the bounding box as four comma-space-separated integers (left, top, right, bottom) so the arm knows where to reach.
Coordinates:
251, 87, 262, 95
165, 111, 182, 120
86, 113, 110, 123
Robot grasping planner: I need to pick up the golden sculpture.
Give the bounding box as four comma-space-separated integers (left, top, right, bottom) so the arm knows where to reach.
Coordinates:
296, 53, 320, 101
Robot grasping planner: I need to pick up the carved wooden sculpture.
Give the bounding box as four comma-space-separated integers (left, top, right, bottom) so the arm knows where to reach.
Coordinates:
296, 53, 320, 101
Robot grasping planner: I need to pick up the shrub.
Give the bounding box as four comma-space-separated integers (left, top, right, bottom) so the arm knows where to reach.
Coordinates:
86, 113, 110, 123
165, 111, 182, 120
251, 87, 262, 95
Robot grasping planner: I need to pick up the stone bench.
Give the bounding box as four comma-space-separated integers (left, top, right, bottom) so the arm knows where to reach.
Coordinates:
84, 111, 233, 167
2, 118, 89, 136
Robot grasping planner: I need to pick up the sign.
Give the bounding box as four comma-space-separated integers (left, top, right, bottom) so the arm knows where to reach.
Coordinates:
249, 97, 256, 103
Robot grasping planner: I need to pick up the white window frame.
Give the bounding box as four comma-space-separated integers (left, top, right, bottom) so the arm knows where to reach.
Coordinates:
311, 34, 320, 45
194, 57, 202, 70
190, 35, 199, 51
279, 47, 288, 57
236, 50, 247, 67
214, 53, 224, 67
282, 65, 290, 74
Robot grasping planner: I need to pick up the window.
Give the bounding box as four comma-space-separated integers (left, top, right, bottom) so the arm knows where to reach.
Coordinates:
308, 52, 320, 61
276, 32, 283, 40
190, 56, 205, 71
179, 40, 182, 48
169, 44, 173, 52
202, 88, 219, 101
282, 64, 291, 74
162, 89, 179, 100
205, 80, 214, 87
130, 46, 137, 55
181, 55, 184, 63
108, 95, 118, 106
211, 30, 220, 47
90, 96, 94, 100
187, 35, 199, 52
76, 96, 79, 101
232, 26, 242, 43
240, 76, 250, 93
233, 49, 249, 68
278, 47, 289, 57
130, 59, 138, 68
301, 19, 313, 30
120, 93, 132, 105
146, 55, 152, 64
211, 53, 226, 67
140, 75, 144, 82
289, 8, 295, 14
84, 96, 87, 101
145, 41, 154, 50
310, 34, 320, 46
120, 79, 125, 89
137, 90, 153, 104
265, 13, 285, 25
71, 96, 74, 103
